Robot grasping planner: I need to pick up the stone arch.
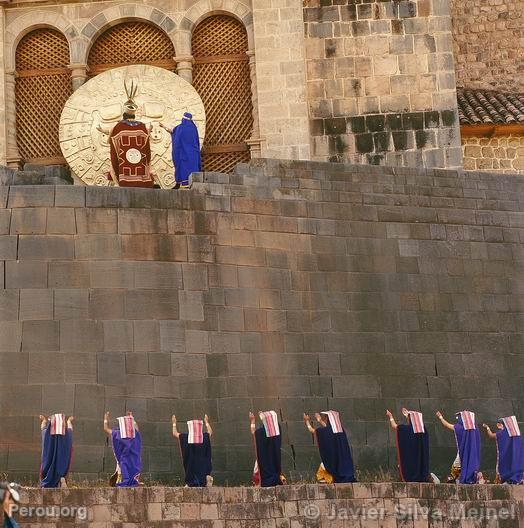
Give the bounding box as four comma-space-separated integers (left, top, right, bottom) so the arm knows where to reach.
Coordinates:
180, 0, 254, 50
78, 4, 177, 66
5, 11, 76, 71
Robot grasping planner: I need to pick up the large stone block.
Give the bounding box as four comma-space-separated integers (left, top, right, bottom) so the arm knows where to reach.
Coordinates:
125, 290, 179, 320
19, 289, 53, 320
18, 235, 74, 260
10, 208, 47, 234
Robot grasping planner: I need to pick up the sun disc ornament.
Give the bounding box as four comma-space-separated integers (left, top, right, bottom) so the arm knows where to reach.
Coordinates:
59, 65, 206, 188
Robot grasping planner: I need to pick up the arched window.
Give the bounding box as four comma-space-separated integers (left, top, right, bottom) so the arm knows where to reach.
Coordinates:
88, 22, 176, 76
15, 29, 71, 164
192, 15, 254, 172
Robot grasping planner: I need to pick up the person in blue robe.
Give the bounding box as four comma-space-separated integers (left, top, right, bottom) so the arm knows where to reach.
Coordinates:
104, 412, 142, 487
386, 409, 429, 483
483, 418, 524, 484
437, 410, 481, 484
160, 113, 201, 189
250, 412, 286, 487
172, 414, 213, 487
304, 412, 356, 483
39, 414, 73, 488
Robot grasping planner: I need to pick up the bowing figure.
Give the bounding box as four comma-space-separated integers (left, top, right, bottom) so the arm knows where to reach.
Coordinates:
39, 414, 73, 488
103, 411, 142, 487
304, 411, 356, 483
483, 416, 523, 484
172, 414, 213, 487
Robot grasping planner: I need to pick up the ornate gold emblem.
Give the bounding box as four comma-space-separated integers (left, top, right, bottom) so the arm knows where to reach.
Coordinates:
59, 65, 206, 188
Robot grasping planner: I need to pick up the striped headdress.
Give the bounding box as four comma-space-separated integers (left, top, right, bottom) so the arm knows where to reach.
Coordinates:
117, 416, 136, 439
321, 410, 343, 433
408, 411, 425, 434
459, 411, 476, 430
501, 416, 521, 437
187, 420, 204, 444
259, 411, 280, 437
50, 414, 66, 436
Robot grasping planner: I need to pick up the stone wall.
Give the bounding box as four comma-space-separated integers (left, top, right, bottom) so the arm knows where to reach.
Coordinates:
0, 159, 524, 484
13, 483, 524, 527
463, 135, 524, 173
304, 0, 462, 169
450, 0, 524, 92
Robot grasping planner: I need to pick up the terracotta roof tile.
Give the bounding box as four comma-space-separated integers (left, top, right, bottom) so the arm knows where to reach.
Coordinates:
457, 88, 524, 126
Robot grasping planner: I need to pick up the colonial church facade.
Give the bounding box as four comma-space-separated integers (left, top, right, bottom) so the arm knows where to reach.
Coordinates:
0, 0, 522, 174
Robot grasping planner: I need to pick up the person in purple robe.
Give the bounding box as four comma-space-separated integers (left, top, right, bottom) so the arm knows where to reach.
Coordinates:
103, 411, 142, 487
386, 409, 430, 483
304, 411, 356, 483
250, 411, 286, 487
39, 414, 73, 488
483, 416, 524, 484
160, 112, 201, 189
437, 410, 481, 484
172, 414, 213, 487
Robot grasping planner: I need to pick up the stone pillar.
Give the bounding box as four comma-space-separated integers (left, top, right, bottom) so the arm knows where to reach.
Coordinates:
246, 50, 262, 158
68, 63, 89, 91
5, 70, 21, 169
175, 55, 193, 84
252, 0, 310, 160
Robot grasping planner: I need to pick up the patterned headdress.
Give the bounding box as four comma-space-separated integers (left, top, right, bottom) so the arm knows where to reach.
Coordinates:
458, 411, 476, 430
123, 80, 139, 115
259, 411, 280, 437
407, 411, 425, 434
50, 413, 66, 436
501, 416, 521, 437
321, 410, 343, 433
187, 420, 204, 444
117, 416, 136, 439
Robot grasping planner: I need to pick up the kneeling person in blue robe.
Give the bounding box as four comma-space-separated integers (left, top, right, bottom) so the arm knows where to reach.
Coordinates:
387, 409, 429, 483
304, 410, 356, 483
172, 414, 213, 487
160, 113, 201, 189
483, 416, 524, 484
39, 413, 73, 488
437, 410, 481, 484
250, 411, 286, 487
104, 412, 142, 487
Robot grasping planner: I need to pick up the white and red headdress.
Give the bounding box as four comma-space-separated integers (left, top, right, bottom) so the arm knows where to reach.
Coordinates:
321, 410, 343, 433
117, 416, 136, 439
259, 411, 280, 437
459, 411, 476, 430
407, 411, 425, 434
187, 420, 204, 444
501, 416, 521, 437
50, 414, 66, 436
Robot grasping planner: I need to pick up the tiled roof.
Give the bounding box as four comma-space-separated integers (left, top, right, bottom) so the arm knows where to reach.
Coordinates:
457, 88, 524, 126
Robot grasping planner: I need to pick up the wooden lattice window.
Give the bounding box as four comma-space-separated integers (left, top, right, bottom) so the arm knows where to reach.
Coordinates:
15, 29, 72, 164
88, 22, 176, 76
192, 16, 253, 173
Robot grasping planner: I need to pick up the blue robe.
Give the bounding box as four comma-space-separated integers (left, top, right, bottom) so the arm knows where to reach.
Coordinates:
316, 425, 356, 483
454, 417, 481, 484
179, 432, 212, 487
40, 424, 73, 488
111, 429, 142, 487
171, 118, 201, 186
254, 427, 282, 487
3, 515, 20, 528
396, 424, 429, 482
496, 429, 524, 484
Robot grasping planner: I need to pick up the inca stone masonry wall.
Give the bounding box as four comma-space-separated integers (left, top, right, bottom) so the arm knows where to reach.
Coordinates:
16, 483, 524, 527
304, 0, 462, 169
0, 159, 523, 484
462, 135, 524, 174
450, 0, 524, 92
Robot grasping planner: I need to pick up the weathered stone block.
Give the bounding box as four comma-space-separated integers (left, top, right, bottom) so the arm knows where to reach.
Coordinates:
10, 208, 47, 234
19, 289, 53, 320
7, 186, 54, 207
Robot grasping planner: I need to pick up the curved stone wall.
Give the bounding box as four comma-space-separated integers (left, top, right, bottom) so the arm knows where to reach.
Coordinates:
0, 159, 523, 484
